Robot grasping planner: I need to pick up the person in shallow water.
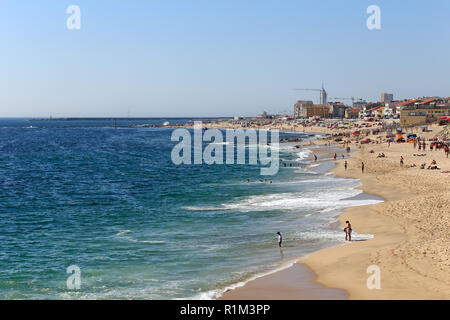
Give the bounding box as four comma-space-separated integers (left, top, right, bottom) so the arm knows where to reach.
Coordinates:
344, 221, 352, 241
277, 232, 282, 247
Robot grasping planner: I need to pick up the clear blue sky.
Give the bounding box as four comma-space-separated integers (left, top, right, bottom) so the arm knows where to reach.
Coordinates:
1, 0, 449, 117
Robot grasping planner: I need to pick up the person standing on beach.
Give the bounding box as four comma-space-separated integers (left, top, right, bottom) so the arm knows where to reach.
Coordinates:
344, 161, 348, 171
344, 221, 352, 241
314, 154, 317, 162
277, 232, 282, 247
334, 153, 337, 161
361, 162, 365, 173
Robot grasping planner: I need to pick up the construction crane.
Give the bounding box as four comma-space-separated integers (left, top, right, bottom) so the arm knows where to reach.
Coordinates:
330, 97, 365, 108
293, 85, 327, 104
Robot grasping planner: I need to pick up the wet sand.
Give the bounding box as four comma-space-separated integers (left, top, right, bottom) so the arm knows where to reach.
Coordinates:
220, 263, 348, 300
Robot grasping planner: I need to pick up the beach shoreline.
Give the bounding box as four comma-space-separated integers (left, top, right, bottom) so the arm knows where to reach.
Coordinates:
219, 141, 368, 300
219, 123, 450, 300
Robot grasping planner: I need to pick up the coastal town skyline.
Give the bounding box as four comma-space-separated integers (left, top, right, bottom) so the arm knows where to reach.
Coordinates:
2, 0, 450, 117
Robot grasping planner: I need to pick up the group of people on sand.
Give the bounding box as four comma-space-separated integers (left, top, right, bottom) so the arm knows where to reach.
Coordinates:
430, 142, 450, 158
400, 155, 441, 170
420, 160, 440, 170
414, 137, 449, 158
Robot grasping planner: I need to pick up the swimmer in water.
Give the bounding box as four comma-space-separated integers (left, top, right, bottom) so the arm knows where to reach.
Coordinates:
277, 232, 282, 247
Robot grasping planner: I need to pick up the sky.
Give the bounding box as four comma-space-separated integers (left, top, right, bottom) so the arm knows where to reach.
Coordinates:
1, 0, 449, 117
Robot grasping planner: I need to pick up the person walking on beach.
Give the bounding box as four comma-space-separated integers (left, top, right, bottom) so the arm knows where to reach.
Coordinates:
344, 160, 348, 171
277, 232, 283, 247
400, 156, 404, 166
314, 154, 318, 162
334, 153, 337, 161
344, 221, 352, 241
361, 162, 365, 173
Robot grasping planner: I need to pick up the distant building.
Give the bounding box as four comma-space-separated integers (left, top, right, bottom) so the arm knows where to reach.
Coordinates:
360, 103, 382, 118
329, 102, 347, 119
294, 100, 313, 118
372, 106, 385, 118
321, 85, 328, 105
294, 100, 330, 118
397, 98, 422, 107
381, 93, 394, 102
353, 100, 367, 109
400, 98, 450, 126
345, 108, 360, 119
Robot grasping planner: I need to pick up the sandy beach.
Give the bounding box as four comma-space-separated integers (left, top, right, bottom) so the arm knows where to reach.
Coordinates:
220, 123, 450, 300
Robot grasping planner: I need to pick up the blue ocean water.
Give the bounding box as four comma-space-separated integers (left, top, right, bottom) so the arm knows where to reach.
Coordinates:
0, 119, 381, 299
